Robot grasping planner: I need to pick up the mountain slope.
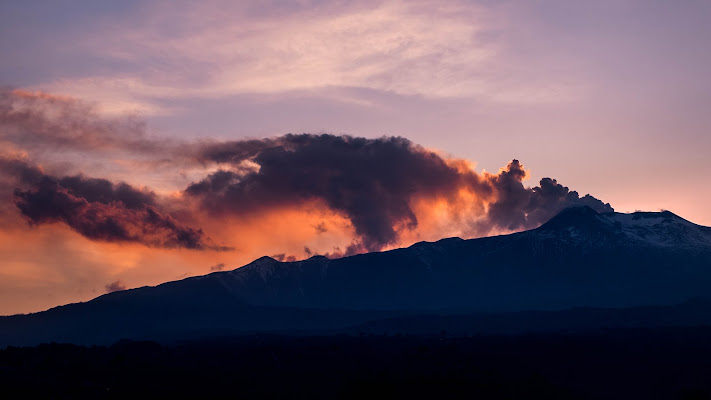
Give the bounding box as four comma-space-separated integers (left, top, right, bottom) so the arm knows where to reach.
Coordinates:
171, 206, 711, 311
2, 206, 711, 346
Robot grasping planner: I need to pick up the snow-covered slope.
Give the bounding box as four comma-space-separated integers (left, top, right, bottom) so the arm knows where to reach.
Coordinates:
604, 210, 711, 248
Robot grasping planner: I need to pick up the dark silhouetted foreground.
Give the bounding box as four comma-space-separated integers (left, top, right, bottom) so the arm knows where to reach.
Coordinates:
2, 328, 711, 399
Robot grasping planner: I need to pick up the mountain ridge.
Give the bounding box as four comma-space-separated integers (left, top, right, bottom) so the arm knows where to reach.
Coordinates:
2, 206, 711, 346
75, 206, 711, 311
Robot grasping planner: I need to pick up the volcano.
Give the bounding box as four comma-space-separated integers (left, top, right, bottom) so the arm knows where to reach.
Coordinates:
2, 206, 711, 346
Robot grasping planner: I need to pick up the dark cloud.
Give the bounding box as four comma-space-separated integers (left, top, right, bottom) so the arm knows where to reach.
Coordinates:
0, 156, 45, 186
332, 242, 369, 258
302, 243, 365, 259
209, 263, 226, 272
314, 242, 368, 259
313, 222, 328, 234
7, 164, 227, 250
56, 176, 156, 210
105, 280, 127, 293
271, 253, 297, 262
187, 134, 612, 252
0, 156, 48, 218
2, 105, 613, 256
189, 134, 491, 251
487, 161, 614, 231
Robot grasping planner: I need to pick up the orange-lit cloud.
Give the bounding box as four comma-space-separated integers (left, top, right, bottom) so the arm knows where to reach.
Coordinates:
0, 221, 237, 315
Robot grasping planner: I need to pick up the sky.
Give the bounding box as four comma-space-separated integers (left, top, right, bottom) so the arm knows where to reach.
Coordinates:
1, 0, 710, 315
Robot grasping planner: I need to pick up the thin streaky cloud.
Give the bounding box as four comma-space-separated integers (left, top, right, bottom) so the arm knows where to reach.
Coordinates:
31, 0, 579, 116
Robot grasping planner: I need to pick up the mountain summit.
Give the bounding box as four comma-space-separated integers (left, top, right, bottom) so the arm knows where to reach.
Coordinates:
185, 206, 711, 311
2, 206, 711, 346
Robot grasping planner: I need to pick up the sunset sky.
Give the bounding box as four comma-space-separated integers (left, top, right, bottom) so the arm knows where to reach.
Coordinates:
1, 0, 710, 315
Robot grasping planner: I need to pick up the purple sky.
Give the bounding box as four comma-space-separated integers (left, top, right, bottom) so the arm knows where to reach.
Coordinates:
1, 0, 710, 314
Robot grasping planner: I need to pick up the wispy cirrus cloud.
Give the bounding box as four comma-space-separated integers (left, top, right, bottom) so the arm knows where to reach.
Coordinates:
30, 0, 578, 116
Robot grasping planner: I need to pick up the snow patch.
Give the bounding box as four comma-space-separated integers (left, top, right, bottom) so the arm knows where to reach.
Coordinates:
605, 212, 711, 248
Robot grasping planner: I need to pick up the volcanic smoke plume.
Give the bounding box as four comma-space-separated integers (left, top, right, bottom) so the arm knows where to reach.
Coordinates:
188, 134, 613, 254
0, 90, 612, 256
2, 157, 225, 250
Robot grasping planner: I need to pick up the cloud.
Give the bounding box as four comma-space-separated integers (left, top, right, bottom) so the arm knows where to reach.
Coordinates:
0, 88, 213, 194
485, 161, 613, 231
0, 155, 46, 185
48, 1, 494, 96
0, 88, 611, 257
25, 0, 578, 117
55, 175, 157, 210
105, 280, 127, 293
0, 88, 164, 155
186, 134, 612, 253
209, 263, 226, 272
4, 158, 227, 250
0, 85, 615, 314
188, 134, 486, 251
270, 253, 297, 262
313, 222, 328, 234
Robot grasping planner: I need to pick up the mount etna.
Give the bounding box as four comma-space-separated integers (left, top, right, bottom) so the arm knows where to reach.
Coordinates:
2, 205, 711, 347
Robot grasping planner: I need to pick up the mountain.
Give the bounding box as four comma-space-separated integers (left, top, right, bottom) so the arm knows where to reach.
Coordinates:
2, 206, 711, 346
198, 206, 711, 311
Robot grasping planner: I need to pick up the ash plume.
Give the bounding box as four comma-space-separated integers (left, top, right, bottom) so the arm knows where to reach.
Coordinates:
187, 134, 613, 252
486, 160, 613, 231
3, 157, 226, 250
0, 88, 613, 255
105, 280, 127, 293
209, 263, 226, 272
